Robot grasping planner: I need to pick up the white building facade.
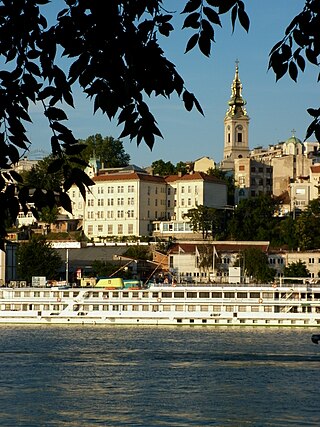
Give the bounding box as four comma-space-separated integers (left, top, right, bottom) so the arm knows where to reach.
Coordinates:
67, 170, 227, 241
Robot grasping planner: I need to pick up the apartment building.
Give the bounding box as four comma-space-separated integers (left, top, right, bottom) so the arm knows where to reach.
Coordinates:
66, 169, 227, 240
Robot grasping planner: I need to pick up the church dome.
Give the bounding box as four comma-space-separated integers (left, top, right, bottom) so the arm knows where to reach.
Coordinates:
283, 133, 303, 155
285, 135, 302, 145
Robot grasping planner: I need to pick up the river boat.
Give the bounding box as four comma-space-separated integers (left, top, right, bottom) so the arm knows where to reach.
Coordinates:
1, 279, 320, 326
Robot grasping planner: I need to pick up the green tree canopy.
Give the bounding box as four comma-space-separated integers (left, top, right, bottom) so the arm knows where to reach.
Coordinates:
187, 205, 226, 239
228, 194, 278, 241
80, 134, 130, 168
283, 260, 309, 278
151, 160, 176, 176
239, 248, 275, 284
123, 246, 151, 261
91, 260, 118, 278
21, 155, 64, 193
16, 236, 62, 283
0, 1, 318, 247
291, 198, 320, 250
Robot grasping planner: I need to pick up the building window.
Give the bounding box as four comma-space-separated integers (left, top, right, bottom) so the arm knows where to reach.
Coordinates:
128, 224, 133, 234
108, 224, 113, 234
239, 165, 245, 171
98, 225, 103, 232
237, 133, 242, 142
87, 225, 93, 235
118, 224, 123, 234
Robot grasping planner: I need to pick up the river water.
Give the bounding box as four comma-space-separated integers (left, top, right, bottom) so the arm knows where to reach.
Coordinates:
0, 325, 319, 426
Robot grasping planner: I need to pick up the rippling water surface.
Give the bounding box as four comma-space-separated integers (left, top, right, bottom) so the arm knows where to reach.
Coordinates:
0, 325, 319, 426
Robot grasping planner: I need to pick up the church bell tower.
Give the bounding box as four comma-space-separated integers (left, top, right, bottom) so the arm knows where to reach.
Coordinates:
223, 61, 250, 163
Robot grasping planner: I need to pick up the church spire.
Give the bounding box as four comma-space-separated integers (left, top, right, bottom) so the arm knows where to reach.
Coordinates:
221, 60, 250, 169
226, 60, 247, 118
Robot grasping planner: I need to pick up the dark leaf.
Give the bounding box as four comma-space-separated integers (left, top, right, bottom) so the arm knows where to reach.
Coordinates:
194, 97, 204, 116
306, 47, 318, 65
181, 0, 202, 14
289, 61, 298, 82
64, 144, 87, 155
159, 22, 174, 37
203, 7, 221, 26
296, 53, 305, 72
47, 158, 64, 174
305, 119, 317, 139
281, 44, 292, 61
293, 28, 309, 47
206, 0, 222, 6
238, 8, 250, 32
68, 157, 88, 167
25, 61, 42, 77
269, 40, 283, 56
231, 5, 237, 33
51, 135, 61, 155
8, 197, 20, 224
219, 0, 237, 14
315, 123, 320, 143
183, 90, 194, 111
59, 192, 72, 214
185, 33, 199, 53
45, 107, 68, 121
275, 62, 288, 81
199, 31, 211, 56
307, 108, 320, 118
8, 136, 28, 150
26, 49, 41, 60
7, 144, 20, 165
18, 186, 30, 206
182, 12, 200, 29
50, 121, 72, 134
202, 19, 215, 41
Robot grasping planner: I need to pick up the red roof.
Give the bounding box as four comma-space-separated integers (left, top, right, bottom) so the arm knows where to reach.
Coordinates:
311, 165, 320, 174
93, 172, 165, 183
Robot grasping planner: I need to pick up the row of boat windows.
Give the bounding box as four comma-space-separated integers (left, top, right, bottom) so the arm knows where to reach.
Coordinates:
0, 304, 317, 313
2, 290, 320, 300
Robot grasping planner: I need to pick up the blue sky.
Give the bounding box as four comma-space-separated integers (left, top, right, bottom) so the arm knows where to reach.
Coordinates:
26, 1, 317, 167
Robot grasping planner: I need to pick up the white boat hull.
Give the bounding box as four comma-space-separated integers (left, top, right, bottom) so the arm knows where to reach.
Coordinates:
0, 284, 319, 327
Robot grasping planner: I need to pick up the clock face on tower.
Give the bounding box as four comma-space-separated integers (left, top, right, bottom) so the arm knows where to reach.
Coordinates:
236, 125, 243, 130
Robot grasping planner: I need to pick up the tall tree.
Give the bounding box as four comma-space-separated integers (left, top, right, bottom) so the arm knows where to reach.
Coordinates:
80, 134, 130, 168
17, 236, 62, 283
238, 248, 275, 284
294, 199, 320, 250
21, 155, 64, 193
151, 160, 175, 176
0, 1, 318, 247
228, 194, 278, 241
187, 205, 226, 239
284, 260, 309, 278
